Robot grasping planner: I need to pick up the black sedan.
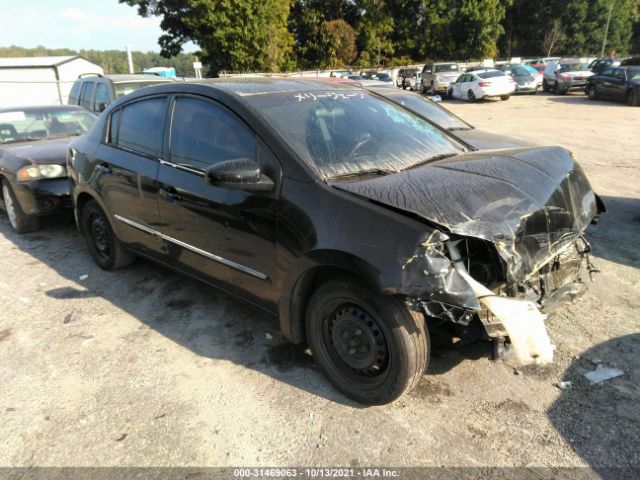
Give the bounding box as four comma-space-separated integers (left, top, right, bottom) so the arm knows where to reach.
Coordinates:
586, 66, 640, 106
0, 105, 96, 232
67, 79, 604, 404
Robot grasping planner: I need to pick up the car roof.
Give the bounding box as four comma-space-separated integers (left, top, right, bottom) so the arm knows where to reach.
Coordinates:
467, 69, 501, 74
80, 74, 178, 83
213, 77, 367, 94
0, 105, 88, 114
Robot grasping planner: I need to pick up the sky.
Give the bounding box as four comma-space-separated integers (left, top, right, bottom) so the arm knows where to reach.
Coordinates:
0, 0, 197, 53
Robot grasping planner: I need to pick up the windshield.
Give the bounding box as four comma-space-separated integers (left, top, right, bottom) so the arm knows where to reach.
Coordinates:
434, 64, 459, 73
114, 81, 170, 98
386, 93, 471, 131
250, 91, 464, 179
510, 66, 531, 76
478, 71, 506, 79
558, 63, 589, 73
0, 108, 96, 144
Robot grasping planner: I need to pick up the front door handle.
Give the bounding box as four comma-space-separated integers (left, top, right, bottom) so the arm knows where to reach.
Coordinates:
159, 186, 182, 202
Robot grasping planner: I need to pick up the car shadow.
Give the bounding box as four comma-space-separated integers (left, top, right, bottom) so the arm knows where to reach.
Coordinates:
541, 92, 631, 108
548, 333, 640, 478
0, 216, 369, 407
586, 196, 640, 269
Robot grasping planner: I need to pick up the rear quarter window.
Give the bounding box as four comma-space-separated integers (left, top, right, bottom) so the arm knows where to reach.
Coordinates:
79, 82, 95, 110
68, 82, 82, 105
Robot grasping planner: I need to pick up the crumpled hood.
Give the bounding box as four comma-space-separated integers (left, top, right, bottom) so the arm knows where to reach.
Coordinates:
1, 138, 69, 165
333, 147, 600, 281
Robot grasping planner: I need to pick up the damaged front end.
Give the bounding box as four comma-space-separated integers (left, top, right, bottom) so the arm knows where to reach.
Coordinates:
336, 146, 605, 366
402, 230, 599, 366
395, 152, 605, 366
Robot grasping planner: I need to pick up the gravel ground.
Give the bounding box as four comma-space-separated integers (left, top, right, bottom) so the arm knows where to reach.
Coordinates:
1, 92, 639, 475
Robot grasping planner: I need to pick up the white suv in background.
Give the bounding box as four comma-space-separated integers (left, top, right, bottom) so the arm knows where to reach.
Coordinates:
421, 62, 461, 93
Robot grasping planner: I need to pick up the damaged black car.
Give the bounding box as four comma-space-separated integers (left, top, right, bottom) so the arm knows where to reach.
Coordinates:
67, 79, 604, 405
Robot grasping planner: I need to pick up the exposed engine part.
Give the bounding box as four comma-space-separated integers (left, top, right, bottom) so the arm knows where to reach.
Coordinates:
447, 240, 554, 366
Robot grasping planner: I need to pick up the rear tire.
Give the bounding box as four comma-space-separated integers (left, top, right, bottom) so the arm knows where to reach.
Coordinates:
542, 81, 550, 93
1, 179, 40, 234
554, 82, 566, 95
626, 89, 639, 106
305, 277, 429, 405
588, 85, 598, 100
80, 200, 135, 270
500, 95, 510, 101
467, 90, 476, 102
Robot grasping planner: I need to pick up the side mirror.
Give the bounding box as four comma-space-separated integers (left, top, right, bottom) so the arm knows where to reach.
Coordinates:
97, 102, 108, 112
205, 157, 274, 192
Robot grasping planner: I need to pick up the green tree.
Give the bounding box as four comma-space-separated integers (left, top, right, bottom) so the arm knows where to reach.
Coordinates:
321, 19, 357, 67
355, 0, 395, 66
450, 0, 511, 59
120, 0, 295, 74
289, 0, 359, 68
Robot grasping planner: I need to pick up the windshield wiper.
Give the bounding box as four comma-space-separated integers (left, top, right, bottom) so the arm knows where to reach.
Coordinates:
329, 167, 397, 180
402, 152, 458, 171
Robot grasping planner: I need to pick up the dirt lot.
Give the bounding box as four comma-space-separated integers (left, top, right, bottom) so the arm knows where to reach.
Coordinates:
1, 92, 639, 475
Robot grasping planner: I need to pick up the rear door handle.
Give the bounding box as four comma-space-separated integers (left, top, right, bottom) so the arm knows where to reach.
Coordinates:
159, 186, 182, 202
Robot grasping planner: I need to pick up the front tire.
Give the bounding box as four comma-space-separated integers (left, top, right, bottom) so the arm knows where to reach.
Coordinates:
500, 95, 510, 101
467, 90, 476, 102
305, 277, 429, 405
588, 85, 598, 100
80, 200, 135, 270
1, 179, 40, 234
626, 89, 639, 106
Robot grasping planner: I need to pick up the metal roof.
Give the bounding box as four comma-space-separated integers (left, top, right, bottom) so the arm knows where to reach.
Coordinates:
0, 56, 88, 68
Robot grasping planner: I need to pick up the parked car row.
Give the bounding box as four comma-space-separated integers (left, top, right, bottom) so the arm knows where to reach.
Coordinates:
1, 76, 605, 406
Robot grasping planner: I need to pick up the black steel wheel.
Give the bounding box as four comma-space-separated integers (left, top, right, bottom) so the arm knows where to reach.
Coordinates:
81, 200, 135, 270
306, 277, 429, 405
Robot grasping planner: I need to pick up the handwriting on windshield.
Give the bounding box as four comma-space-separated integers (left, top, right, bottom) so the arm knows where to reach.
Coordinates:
294, 92, 365, 102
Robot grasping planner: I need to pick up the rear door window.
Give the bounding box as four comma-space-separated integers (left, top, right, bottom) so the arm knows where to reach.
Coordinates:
79, 82, 95, 110
169, 96, 256, 170
115, 97, 166, 157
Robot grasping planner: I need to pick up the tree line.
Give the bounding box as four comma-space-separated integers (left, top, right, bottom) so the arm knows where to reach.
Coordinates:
122, 0, 640, 74
0, 45, 198, 77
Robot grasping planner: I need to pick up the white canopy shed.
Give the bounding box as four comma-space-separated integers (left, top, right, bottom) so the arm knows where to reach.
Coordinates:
0, 56, 103, 107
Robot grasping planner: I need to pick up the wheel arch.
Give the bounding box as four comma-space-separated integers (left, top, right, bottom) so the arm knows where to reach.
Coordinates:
279, 251, 384, 344
74, 190, 115, 234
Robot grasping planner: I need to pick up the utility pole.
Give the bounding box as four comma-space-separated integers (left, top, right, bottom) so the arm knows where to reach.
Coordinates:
127, 45, 134, 73
600, 1, 615, 57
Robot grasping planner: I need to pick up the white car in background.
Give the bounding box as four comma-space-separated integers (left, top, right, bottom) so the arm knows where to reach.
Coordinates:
446, 69, 516, 101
